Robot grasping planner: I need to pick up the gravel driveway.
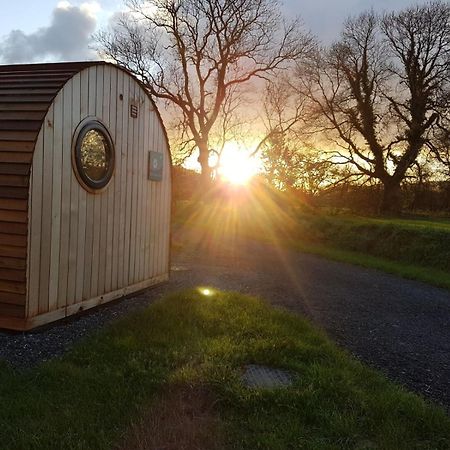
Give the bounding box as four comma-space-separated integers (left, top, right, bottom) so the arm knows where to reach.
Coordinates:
1, 228, 449, 411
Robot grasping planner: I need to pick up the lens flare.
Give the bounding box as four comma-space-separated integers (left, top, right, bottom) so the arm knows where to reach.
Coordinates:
199, 287, 214, 296
218, 143, 260, 185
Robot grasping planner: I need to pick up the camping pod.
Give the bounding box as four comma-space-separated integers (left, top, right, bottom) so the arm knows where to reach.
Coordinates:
0, 61, 171, 330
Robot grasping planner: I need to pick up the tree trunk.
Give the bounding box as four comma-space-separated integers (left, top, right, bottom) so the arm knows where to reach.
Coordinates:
380, 180, 402, 214
197, 141, 213, 196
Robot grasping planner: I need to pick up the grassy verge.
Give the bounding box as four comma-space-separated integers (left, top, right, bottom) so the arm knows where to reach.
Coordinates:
283, 238, 450, 290
295, 213, 450, 272
285, 212, 450, 289
1, 290, 449, 449
173, 199, 450, 289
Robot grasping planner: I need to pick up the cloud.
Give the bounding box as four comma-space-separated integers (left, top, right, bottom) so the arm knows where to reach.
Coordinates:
0, 2, 100, 63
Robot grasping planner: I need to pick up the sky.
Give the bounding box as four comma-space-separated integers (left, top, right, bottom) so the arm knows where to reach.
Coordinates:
0, 0, 429, 64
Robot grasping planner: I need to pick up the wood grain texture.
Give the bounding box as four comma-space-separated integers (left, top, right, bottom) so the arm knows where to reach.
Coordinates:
25, 64, 171, 323
0, 63, 107, 320
0, 61, 171, 327
1, 273, 167, 330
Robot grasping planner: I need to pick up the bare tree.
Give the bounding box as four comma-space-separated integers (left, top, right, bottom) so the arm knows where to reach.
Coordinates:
262, 138, 336, 195
301, 2, 450, 212
251, 76, 307, 156
428, 106, 450, 177
256, 77, 334, 193
97, 0, 312, 188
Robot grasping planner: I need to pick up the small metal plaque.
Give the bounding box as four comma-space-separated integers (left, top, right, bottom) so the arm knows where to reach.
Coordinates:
241, 364, 294, 389
149, 151, 163, 181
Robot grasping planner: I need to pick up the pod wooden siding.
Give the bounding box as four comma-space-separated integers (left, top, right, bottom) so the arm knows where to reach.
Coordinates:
0, 62, 171, 330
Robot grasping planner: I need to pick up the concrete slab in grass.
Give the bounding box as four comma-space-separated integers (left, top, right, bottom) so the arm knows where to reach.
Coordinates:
241, 364, 295, 389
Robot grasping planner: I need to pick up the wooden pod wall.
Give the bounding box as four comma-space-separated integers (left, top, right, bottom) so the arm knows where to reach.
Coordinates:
0, 62, 171, 330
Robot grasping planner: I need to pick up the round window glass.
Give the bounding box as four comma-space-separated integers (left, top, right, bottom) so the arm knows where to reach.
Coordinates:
74, 121, 114, 190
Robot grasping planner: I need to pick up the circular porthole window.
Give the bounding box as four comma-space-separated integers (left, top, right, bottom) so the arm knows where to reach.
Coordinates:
73, 120, 115, 191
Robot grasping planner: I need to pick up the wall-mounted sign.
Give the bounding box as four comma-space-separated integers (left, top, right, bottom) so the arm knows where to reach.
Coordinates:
149, 151, 163, 181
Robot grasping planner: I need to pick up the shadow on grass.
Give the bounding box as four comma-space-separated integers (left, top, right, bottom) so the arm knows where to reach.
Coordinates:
0, 289, 449, 449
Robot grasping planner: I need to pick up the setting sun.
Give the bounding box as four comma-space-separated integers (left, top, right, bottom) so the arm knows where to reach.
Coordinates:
218, 143, 260, 185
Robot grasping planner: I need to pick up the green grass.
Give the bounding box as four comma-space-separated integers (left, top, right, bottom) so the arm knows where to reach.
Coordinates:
288, 238, 450, 290
287, 212, 450, 288
1, 290, 449, 449
357, 215, 450, 231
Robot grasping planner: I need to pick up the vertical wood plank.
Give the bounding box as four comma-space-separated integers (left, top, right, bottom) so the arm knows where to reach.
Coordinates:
128, 81, 138, 283
150, 117, 158, 278
104, 66, 115, 292
68, 72, 81, 304
143, 102, 152, 279
97, 68, 109, 293
48, 90, 63, 311
123, 76, 132, 286
38, 105, 54, 314
141, 96, 150, 281
118, 71, 128, 289
162, 127, 171, 273
137, 90, 146, 281
74, 71, 87, 303
158, 126, 168, 275
26, 167, 33, 318
57, 79, 73, 308
160, 121, 170, 276
27, 133, 43, 317
155, 123, 163, 276
90, 65, 104, 297
83, 66, 97, 300
112, 69, 123, 291
133, 83, 141, 282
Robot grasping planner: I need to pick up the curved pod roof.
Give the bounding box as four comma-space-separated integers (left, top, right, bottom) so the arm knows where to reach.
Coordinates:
0, 61, 165, 186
